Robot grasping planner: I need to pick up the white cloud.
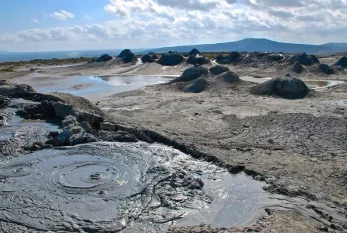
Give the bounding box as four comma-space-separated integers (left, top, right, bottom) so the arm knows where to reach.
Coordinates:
2, 0, 347, 50
50, 10, 75, 20
83, 15, 93, 20
0, 33, 21, 43
156, 0, 220, 11
32, 19, 40, 24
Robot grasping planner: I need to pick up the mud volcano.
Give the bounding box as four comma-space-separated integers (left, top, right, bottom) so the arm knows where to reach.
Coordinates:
251, 76, 309, 99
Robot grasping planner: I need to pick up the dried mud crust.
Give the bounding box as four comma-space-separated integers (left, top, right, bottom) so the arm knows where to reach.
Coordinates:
212, 112, 347, 203
221, 112, 347, 158
168, 210, 328, 233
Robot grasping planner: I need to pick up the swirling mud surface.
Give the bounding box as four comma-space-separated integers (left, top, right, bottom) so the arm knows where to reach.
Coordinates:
1, 142, 345, 232
0, 142, 260, 232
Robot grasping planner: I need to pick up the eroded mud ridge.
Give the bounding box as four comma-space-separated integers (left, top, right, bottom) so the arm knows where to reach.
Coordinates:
0, 142, 270, 232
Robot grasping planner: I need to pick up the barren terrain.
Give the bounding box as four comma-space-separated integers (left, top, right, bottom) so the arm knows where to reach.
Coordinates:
0, 52, 347, 232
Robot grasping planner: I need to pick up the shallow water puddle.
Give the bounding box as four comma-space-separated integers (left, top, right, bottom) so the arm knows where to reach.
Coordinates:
304, 80, 345, 89
0, 105, 60, 141
240, 76, 272, 84
23, 74, 172, 99
0, 142, 344, 232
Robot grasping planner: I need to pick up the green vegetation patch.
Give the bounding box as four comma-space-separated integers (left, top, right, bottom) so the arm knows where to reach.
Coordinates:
0, 66, 14, 72
0, 57, 97, 67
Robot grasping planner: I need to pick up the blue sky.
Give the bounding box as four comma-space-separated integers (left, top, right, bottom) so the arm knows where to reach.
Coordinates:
0, 0, 109, 32
0, 0, 346, 52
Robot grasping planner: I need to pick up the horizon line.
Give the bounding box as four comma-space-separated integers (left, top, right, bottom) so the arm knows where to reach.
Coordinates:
2, 37, 344, 53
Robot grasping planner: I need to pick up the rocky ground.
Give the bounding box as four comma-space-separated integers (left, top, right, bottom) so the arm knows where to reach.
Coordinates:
0, 51, 347, 232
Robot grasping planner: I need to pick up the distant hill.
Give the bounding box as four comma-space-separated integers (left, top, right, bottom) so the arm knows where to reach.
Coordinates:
141, 38, 347, 55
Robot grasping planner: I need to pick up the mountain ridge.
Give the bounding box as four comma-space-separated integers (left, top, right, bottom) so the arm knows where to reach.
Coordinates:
140, 38, 347, 55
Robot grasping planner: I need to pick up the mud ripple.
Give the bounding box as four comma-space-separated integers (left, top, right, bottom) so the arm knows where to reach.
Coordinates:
1, 142, 345, 232
44, 155, 142, 198
1, 161, 38, 178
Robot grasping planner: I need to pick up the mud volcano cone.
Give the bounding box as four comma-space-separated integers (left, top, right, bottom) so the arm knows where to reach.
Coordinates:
292, 61, 304, 74
117, 49, 135, 63
96, 54, 113, 63
216, 51, 241, 64
209, 65, 230, 75
173, 66, 209, 82
318, 64, 334, 75
334, 56, 347, 69
141, 54, 154, 63
158, 52, 184, 66
218, 71, 240, 84
290, 53, 319, 66
185, 78, 209, 93
251, 76, 309, 99
189, 48, 200, 56
186, 55, 210, 65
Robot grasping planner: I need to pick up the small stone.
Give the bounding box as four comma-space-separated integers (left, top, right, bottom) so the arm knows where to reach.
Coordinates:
54, 130, 72, 146
80, 121, 93, 133
100, 122, 115, 131
53, 102, 78, 119
69, 132, 96, 146
49, 131, 59, 138
79, 111, 104, 129
71, 126, 83, 134
33, 141, 45, 147
43, 144, 53, 149
98, 190, 107, 195
62, 115, 78, 128
29, 144, 41, 151
45, 139, 54, 145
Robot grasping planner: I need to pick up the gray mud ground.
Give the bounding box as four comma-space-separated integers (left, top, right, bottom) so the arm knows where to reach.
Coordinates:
1, 55, 347, 232
98, 81, 347, 232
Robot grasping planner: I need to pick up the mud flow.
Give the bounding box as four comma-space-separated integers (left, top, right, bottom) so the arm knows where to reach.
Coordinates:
1, 142, 345, 232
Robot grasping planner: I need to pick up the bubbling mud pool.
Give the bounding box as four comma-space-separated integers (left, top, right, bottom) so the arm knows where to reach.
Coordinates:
1, 142, 344, 232
0, 143, 268, 232
1, 142, 270, 232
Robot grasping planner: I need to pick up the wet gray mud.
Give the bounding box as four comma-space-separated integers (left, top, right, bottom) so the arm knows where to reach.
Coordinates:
0, 142, 261, 232
0, 142, 346, 232
0, 99, 61, 155
0, 92, 346, 232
